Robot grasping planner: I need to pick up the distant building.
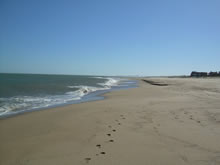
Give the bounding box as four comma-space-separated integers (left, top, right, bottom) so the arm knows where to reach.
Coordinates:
191, 71, 198, 77
191, 71, 220, 77
209, 72, 218, 77
190, 71, 207, 77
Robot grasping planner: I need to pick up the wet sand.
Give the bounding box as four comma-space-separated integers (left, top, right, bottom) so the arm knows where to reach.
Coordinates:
1, 78, 220, 165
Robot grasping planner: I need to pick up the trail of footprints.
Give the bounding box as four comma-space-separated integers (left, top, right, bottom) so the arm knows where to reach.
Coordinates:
171, 110, 202, 125
84, 114, 126, 163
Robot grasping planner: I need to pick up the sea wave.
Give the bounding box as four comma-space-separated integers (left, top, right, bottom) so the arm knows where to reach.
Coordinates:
0, 77, 121, 117
0, 94, 81, 116
97, 77, 120, 88
67, 85, 102, 96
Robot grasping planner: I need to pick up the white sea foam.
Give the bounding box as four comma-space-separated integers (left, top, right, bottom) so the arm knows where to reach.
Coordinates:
0, 93, 82, 116
68, 85, 101, 94
97, 77, 120, 88
93, 76, 105, 79
0, 77, 121, 117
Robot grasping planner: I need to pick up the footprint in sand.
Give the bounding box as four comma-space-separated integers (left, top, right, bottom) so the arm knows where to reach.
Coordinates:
96, 144, 101, 148
85, 158, 91, 163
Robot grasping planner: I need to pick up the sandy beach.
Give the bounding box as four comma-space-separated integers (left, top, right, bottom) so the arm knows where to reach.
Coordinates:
1, 78, 220, 165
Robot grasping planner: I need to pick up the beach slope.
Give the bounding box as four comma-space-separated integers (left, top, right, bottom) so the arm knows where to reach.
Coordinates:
1, 78, 220, 165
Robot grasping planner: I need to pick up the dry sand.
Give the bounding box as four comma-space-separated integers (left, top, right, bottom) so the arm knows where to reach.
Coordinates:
1, 78, 220, 165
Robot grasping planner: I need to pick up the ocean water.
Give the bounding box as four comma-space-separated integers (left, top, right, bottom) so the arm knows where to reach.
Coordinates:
0, 73, 136, 117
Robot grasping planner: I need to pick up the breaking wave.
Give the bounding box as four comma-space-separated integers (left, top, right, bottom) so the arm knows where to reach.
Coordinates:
0, 77, 120, 117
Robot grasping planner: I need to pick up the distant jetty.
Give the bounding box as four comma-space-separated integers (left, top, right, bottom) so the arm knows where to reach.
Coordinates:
191, 71, 220, 77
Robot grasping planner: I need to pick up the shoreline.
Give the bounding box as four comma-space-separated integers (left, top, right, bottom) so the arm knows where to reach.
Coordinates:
0, 78, 138, 119
1, 78, 220, 165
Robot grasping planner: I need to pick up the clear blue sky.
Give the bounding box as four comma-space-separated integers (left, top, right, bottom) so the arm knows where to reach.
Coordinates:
0, 0, 219, 76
